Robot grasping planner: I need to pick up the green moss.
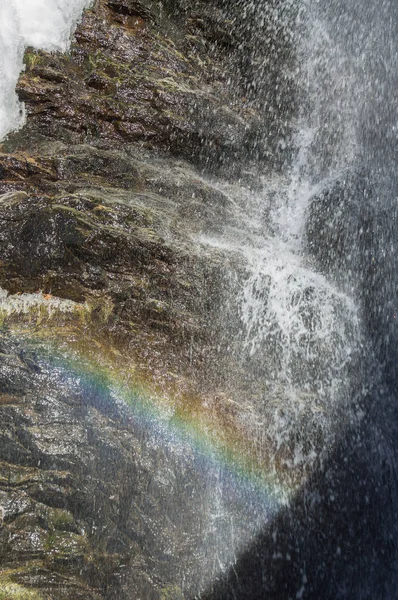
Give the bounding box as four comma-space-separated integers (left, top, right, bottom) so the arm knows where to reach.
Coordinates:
86, 50, 134, 81
45, 530, 87, 557
48, 508, 75, 532
161, 109, 185, 122
135, 226, 162, 243
146, 298, 170, 314
160, 585, 184, 600
177, 279, 192, 289
23, 50, 43, 71
0, 463, 40, 485
50, 204, 95, 229
0, 579, 44, 600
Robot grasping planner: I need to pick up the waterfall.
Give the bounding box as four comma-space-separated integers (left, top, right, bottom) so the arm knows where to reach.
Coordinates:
0, 0, 397, 598
200, 0, 398, 597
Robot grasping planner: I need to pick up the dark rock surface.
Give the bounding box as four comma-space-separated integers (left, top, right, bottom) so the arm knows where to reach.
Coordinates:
0, 1, 278, 597
0, 333, 218, 599
7, 0, 267, 175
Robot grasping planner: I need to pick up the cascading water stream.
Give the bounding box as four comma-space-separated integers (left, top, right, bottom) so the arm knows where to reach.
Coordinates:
205, 1, 398, 598
199, 0, 398, 597
0, 0, 397, 598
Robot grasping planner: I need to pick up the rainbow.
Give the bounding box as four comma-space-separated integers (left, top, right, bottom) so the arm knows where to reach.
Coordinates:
0, 290, 294, 512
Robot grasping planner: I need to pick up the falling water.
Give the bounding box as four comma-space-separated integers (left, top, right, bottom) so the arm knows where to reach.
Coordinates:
200, 0, 398, 597
0, 0, 397, 598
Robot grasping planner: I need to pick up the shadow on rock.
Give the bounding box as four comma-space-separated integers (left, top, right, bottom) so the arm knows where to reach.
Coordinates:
200, 381, 398, 600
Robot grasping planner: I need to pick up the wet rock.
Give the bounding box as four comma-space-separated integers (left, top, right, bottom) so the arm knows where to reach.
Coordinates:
106, 0, 156, 22
0, 140, 240, 384
0, 0, 278, 597
0, 334, 231, 598
4, 0, 268, 176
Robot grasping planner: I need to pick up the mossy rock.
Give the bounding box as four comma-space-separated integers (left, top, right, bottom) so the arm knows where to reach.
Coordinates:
0, 581, 44, 599
22, 50, 44, 72
43, 507, 77, 533
160, 584, 184, 600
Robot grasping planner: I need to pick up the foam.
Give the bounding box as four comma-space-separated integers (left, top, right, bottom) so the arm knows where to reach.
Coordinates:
0, 286, 86, 321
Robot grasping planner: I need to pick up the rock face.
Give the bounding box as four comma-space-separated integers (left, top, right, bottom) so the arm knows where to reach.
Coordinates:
0, 1, 280, 598
0, 333, 224, 599
8, 0, 267, 174
0, 0, 272, 388
0, 144, 236, 386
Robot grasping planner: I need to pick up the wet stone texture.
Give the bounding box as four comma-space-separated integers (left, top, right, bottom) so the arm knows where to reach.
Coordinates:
7, 0, 267, 175
0, 0, 269, 597
0, 334, 221, 599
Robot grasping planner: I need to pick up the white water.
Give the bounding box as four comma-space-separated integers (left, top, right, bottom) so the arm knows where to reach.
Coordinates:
0, 0, 92, 140
0, 286, 84, 318
0, 0, 396, 596
200, 167, 363, 488
190, 14, 374, 527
